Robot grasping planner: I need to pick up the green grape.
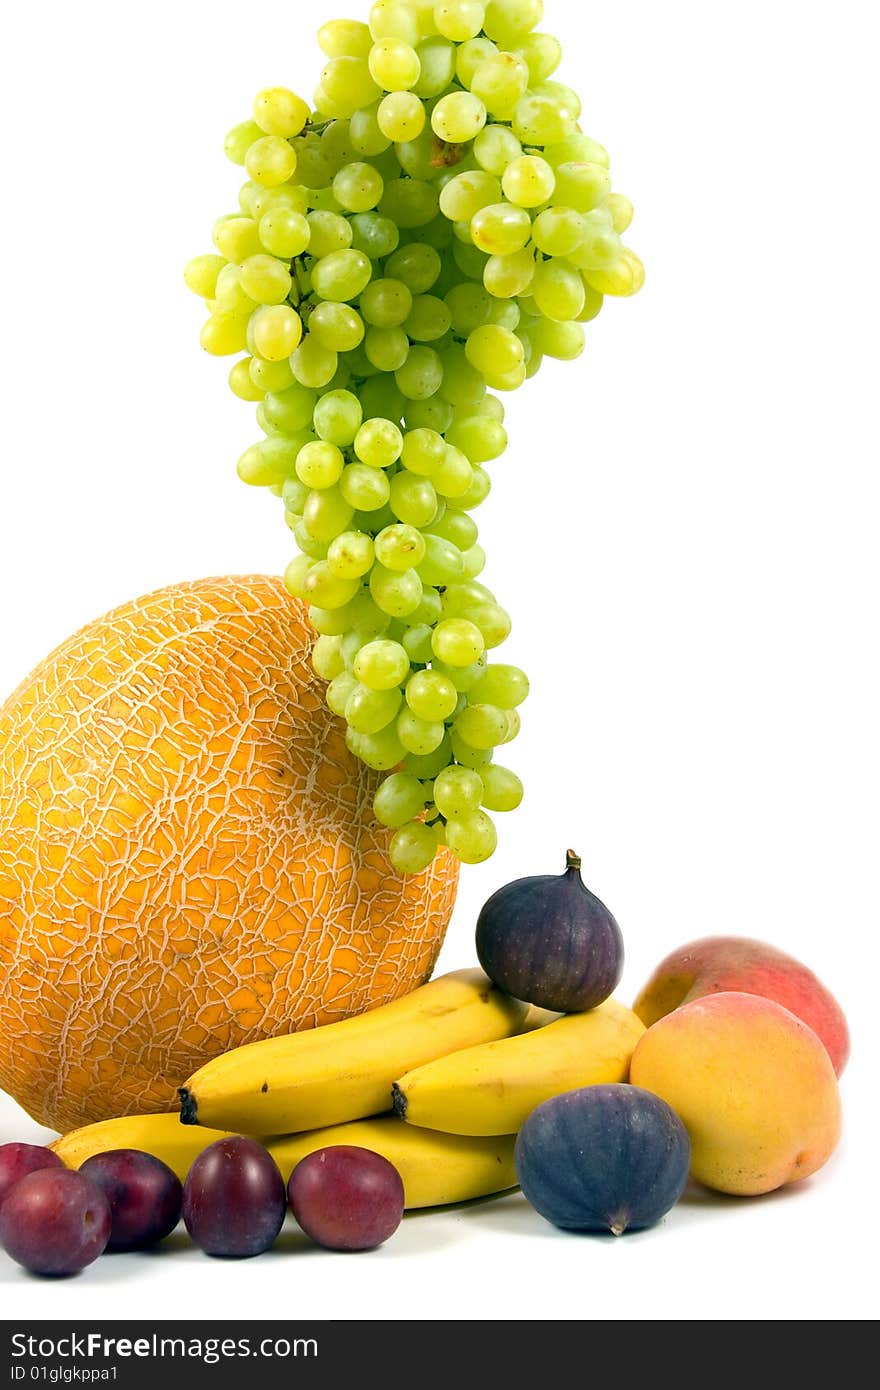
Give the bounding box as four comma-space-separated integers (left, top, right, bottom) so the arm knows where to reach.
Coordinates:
239, 442, 290, 487
201, 312, 250, 356
439, 171, 503, 223
291, 337, 338, 388
444, 415, 507, 463
404, 397, 454, 434
445, 284, 494, 337
427, 508, 479, 551
406, 669, 458, 721
417, 534, 465, 586
365, 325, 411, 371
432, 445, 474, 499
532, 260, 586, 321
452, 238, 491, 281
432, 618, 485, 666
455, 36, 496, 86
374, 773, 427, 827
517, 31, 562, 82
375, 523, 426, 571
412, 36, 457, 97
445, 809, 497, 864
436, 348, 483, 409
441, 579, 495, 612
327, 529, 375, 579
397, 708, 446, 755
369, 38, 421, 91
484, 247, 535, 299
389, 822, 437, 874
318, 18, 373, 59
319, 57, 382, 117
253, 86, 309, 138
532, 205, 584, 257
350, 102, 393, 156
332, 161, 385, 213
250, 305, 302, 360
584, 248, 645, 298
575, 282, 604, 324
229, 358, 265, 402
605, 192, 634, 234
311, 390, 362, 447
435, 0, 486, 42
459, 466, 492, 511
302, 562, 361, 610
382, 179, 440, 229
281, 474, 310, 513
466, 601, 512, 647
385, 242, 442, 294
500, 708, 521, 743
339, 462, 391, 511
354, 638, 410, 689
431, 92, 487, 144
405, 295, 453, 343
311, 248, 372, 302
403, 732, 453, 779
361, 277, 413, 327
401, 623, 435, 663
293, 520, 327, 559
370, 0, 420, 44
449, 730, 493, 769
354, 417, 404, 468
262, 384, 317, 432
310, 603, 356, 636
501, 154, 555, 208
469, 663, 529, 709
469, 203, 532, 256
184, 253, 226, 298
472, 125, 522, 176
307, 210, 354, 258
296, 440, 345, 488
347, 591, 392, 636
360, 374, 407, 421
326, 670, 359, 716
462, 543, 486, 577
303, 485, 355, 541
480, 763, 522, 812
370, 563, 424, 617
553, 160, 612, 213
346, 682, 403, 735
312, 634, 345, 682
213, 216, 262, 263
377, 91, 426, 142
352, 723, 407, 770
395, 346, 444, 400
224, 120, 264, 165
483, 0, 544, 42
471, 52, 530, 116
244, 135, 298, 187
389, 472, 438, 527
454, 703, 508, 749
433, 765, 484, 818
251, 182, 309, 219
308, 302, 366, 353
531, 318, 585, 360
257, 208, 310, 260
465, 323, 524, 377
512, 90, 577, 146
350, 212, 400, 259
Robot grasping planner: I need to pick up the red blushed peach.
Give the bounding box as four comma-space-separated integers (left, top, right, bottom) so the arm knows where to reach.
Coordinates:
632, 936, 849, 1075
629, 992, 842, 1196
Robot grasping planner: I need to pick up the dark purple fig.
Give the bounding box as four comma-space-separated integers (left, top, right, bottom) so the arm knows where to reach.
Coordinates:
79, 1150, 182, 1251
515, 1084, 690, 1235
476, 850, 624, 1011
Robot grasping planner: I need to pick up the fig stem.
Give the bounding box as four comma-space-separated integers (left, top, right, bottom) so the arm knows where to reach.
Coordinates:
565, 849, 582, 872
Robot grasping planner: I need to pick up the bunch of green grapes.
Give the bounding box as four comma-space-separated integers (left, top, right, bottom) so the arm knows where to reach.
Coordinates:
185, 0, 642, 874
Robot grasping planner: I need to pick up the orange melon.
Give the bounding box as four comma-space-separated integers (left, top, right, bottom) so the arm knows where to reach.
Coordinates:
0, 575, 458, 1132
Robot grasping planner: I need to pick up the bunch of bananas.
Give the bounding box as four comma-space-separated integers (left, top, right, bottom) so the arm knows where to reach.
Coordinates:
53, 969, 644, 1208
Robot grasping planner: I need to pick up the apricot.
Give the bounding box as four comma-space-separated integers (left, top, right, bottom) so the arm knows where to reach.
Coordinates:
629, 992, 841, 1196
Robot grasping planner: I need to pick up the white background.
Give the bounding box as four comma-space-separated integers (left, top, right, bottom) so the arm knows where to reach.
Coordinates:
1, 0, 878, 1322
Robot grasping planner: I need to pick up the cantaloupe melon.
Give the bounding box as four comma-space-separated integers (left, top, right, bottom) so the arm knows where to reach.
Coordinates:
0, 574, 458, 1132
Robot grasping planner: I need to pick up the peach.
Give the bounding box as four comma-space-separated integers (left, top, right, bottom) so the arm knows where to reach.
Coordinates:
633, 936, 849, 1075
630, 992, 842, 1195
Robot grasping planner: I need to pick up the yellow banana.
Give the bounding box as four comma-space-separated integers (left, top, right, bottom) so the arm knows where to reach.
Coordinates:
393, 997, 646, 1136
265, 1117, 517, 1208
179, 969, 527, 1135
50, 1113, 234, 1180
